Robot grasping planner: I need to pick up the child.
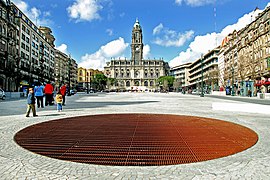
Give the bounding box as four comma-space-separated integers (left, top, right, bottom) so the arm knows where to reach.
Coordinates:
55, 91, 63, 112
26, 88, 38, 117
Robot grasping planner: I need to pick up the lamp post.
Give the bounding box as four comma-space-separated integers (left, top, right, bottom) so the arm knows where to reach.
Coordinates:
200, 54, 204, 97
67, 54, 71, 96
86, 71, 89, 94
231, 67, 235, 96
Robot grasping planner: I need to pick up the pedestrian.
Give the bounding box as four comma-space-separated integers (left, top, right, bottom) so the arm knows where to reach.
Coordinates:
44, 82, 54, 106
248, 89, 252, 97
60, 83, 67, 106
34, 82, 44, 108
55, 91, 63, 112
26, 88, 38, 117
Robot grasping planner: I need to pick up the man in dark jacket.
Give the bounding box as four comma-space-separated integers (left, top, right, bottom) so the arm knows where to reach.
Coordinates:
26, 88, 38, 117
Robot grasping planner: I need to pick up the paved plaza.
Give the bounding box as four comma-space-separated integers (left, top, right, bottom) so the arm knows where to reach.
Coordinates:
0, 92, 270, 179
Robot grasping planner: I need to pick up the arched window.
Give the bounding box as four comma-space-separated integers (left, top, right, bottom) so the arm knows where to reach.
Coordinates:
150, 81, 154, 86
126, 81, 130, 87
144, 81, 148, 86
135, 71, 140, 78
135, 81, 140, 86
79, 70, 83, 76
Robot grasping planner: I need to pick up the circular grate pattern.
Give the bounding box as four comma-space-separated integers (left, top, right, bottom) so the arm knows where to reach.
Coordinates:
14, 114, 258, 166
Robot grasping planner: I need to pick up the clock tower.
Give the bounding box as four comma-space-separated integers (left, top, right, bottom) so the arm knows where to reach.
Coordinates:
131, 19, 143, 65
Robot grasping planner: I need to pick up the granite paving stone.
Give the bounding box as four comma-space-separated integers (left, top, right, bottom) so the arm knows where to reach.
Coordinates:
0, 92, 269, 179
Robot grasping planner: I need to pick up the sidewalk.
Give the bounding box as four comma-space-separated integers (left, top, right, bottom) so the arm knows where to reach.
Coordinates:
205, 94, 270, 105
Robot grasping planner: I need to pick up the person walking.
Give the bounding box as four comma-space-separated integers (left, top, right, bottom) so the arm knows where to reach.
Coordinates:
44, 82, 54, 106
55, 91, 63, 112
248, 89, 252, 97
60, 83, 67, 106
26, 88, 38, 117
34, 82, 44, 108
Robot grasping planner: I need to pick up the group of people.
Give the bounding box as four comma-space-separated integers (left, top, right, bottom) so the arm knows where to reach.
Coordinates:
26, 82, 68, 117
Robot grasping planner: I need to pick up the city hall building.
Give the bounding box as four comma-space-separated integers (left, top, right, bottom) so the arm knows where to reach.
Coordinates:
104, 19, 169, 91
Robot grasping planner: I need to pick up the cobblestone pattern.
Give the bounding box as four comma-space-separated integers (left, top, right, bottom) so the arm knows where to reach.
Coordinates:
0, 93, 269, 179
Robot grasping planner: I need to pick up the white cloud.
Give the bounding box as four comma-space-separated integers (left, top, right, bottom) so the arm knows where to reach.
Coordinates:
106, 29, 113, 36
153, 23, 164, 35
152, 24, 194, 47
12, 0, 52, 26
169, 7, 264, 67
175, 0, 216, 7
67, 0, 102, 22
143, 44, 151, 59
78, 37, 129, 70
56, 44, 69, 54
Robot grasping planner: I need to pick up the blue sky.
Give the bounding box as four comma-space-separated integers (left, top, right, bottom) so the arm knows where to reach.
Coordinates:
13, 0, 270, 69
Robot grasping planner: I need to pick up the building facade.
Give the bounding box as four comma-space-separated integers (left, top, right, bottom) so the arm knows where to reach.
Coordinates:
54, 50, 78, 89
0, 2, 56, 92
170, 62, 191, 92
14, 2, 56, 88
221, 6, 270, 96
0, 0, 17, 91
104, 19, 170, 91
77, 67, 103, 91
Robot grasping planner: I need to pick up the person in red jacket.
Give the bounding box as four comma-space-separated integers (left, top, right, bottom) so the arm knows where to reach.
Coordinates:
44, 82, 54, 106
60, 83, 67, 106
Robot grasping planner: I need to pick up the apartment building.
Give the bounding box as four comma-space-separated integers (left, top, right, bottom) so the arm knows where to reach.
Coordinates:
13, 4, 56, 90
0, 0, 17, 91
70, 58, 78, 89
188, 48, 220, 92
55, 50, 78, 90
170, 62, 191, 91
77, 67, 103, 91
222, 6, 270, 95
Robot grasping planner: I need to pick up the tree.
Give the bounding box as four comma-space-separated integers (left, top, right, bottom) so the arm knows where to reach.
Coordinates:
92, 74, 107, 91
106, 78, 115, 90
173, 79, 182, 92
206, 68, 219, 91
157, 76, 175, 91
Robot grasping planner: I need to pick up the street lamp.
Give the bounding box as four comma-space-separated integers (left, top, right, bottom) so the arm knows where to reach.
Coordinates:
86, 71, 89, 94
67, 54, 71, 96
200, 54, 204, 97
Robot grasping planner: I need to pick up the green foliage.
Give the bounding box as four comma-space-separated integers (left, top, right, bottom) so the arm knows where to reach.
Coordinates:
157, 76, 175, 87
92, 74, 107, 91
107, 78, 116, 85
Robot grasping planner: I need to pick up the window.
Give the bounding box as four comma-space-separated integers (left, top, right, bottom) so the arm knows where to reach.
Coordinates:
21, 42, 25, 49
22, 34, 25, 41
126, 81, 130, 87
144, 81, 148, 86
22, 25, 25, 31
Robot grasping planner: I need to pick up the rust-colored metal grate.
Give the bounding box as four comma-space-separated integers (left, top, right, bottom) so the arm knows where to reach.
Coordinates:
14, 114, 258, 166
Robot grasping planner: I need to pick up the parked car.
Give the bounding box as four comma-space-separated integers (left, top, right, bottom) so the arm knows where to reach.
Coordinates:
89, 89, 95, 93
70, 89, 76, 95
0, 88, 6, 100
